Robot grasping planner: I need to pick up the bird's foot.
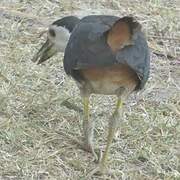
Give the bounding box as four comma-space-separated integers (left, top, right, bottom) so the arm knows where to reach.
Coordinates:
86, 164, 108, 178
79, 143, 101, 163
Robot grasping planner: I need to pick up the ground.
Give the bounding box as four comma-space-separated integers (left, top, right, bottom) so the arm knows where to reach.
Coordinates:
0, 0, 180, 179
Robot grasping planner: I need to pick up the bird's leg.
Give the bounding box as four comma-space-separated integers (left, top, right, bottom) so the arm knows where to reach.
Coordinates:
81, 96, 97, 159
99, 98, 123, 173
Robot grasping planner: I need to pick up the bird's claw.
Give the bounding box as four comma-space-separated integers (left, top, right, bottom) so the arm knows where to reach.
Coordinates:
86, 164, 108, 178
79, 143, 101, 163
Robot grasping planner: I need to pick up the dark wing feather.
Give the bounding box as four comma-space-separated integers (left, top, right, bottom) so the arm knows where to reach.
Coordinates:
116, 32, 150, 89
64, 15, 150, 90
64, 15, 119, 73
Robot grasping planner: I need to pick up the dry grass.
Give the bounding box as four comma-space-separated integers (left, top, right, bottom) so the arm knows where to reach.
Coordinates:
0, 0, 180, 179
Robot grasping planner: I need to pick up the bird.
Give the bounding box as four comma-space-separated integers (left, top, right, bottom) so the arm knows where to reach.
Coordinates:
32, 15, 150, 174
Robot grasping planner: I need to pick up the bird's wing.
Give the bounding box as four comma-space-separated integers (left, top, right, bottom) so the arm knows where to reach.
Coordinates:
116, 32, 150, 89
64, 15, 119, 73
64, 15, 150, 89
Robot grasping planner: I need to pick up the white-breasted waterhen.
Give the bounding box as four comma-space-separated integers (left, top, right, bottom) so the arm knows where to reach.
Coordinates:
32, 15, 150, 174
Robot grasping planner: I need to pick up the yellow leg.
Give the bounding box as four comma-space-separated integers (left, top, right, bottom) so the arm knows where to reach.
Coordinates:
113, 98, 123, 117
82, 97, 96, 157
100, 99, 123, 172
83, 97, 89, 121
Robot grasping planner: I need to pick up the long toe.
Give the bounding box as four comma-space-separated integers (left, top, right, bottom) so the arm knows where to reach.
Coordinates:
85, 164, 109, 178
79, 142, 100, 162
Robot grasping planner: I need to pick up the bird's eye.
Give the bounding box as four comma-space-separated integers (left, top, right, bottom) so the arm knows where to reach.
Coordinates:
49, 29, 56, 37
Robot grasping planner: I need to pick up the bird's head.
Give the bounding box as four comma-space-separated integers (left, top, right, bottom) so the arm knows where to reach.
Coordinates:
32, 16, 80, 64
32, 24, 71, 64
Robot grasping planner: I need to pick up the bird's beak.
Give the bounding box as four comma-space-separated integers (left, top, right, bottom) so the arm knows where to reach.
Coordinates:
32, 39, 58, 64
